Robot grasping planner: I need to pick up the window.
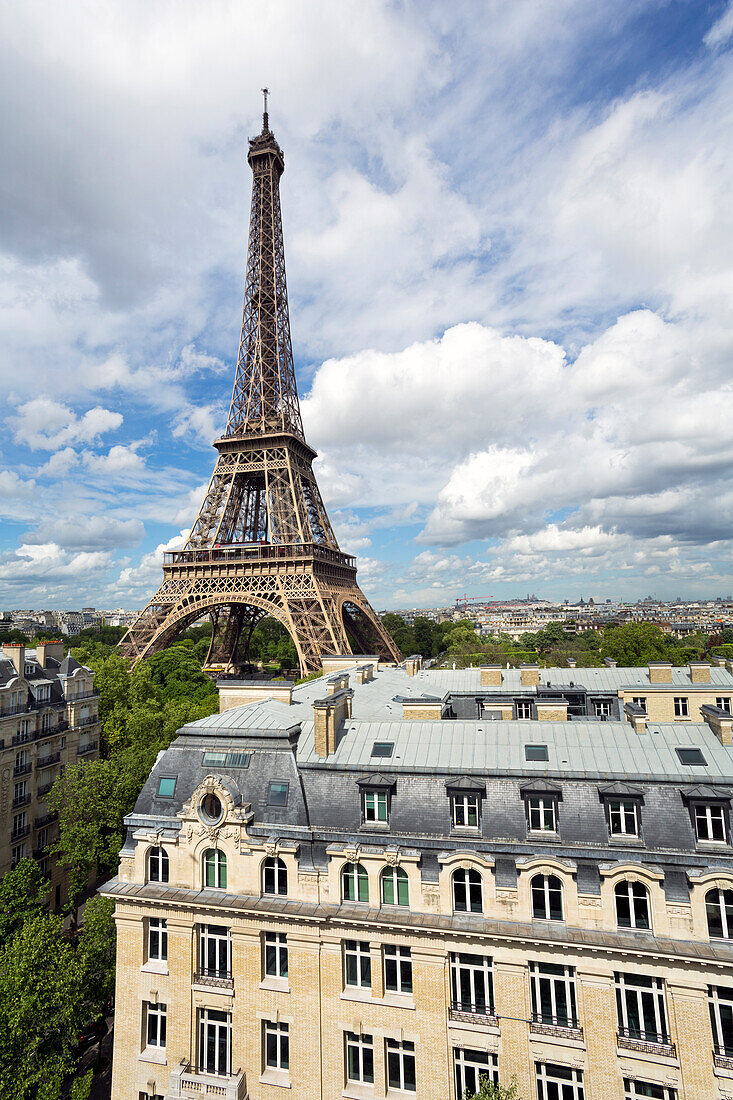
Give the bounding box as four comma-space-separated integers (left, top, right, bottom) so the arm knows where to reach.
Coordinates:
342, 862, 369, 903
371, 741, 394, 758
37, 827, 49, 849
710, 984, 733, 1057
202, 751, 250, 768
14, 749, 29, 775
615, 972, 669, 1044
536, 1063, 584, 1100
344, 940, 371, 989
264, 932, 288, 978
203, 849, 227, 889
608, 800, 640, 838
264, 1020, 289, 1071
676, 746, 706, 765
262, 856, 288, 895
16, 720, 30, 742
674, 696, 689, 718
385, 1038, 415, 1092
452, 868, 483, 914
706, 889, 733, 939
450, 952, 493, 1016
148, 846, 169, 883
615, 880, 650, 930
717, 697, 732, 714
530, 962, 578, 1028
199, 924, 231, 979
345, 1031, 374, 1085
694, 803, 727, 842
148, 918, 167, 962
363, 789, 388, 823
12, 811, 27, 837
594, 699, 612, 717
453, 1049, 498, 1100
384, 945, 412, 994
145, 1002, 166, 1048
267, 781, 289, 806
200, 793, 223, 824
381, 866, 409, 906
11, 844, 25, 867
525, 744, 549, 762
157, 776, 176, 798
632, 697, 647, 713
516, 700, 533, 719
526, 797, 557, 833
624, 1080, 676, 1100
451, 793, 480, 829
198, 1008, 231, 1076
531, 875, 564, 921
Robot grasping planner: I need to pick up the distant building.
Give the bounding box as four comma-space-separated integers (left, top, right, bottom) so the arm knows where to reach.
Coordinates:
0, 641, 100, 908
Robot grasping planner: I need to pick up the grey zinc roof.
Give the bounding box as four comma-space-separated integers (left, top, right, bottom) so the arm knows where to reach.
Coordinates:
418, 665, 733, 693
296, 718, 733, 782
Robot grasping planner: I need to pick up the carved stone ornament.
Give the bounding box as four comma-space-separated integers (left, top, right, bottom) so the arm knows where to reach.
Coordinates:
343, 845, 361, 863
384, 848, 400, 867
265, 840, 279, 858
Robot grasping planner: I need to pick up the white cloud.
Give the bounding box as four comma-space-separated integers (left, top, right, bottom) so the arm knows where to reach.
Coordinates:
10, 397, 122, 451
705, 1, 733, 49
25, 515, 144, 551
109, 529, 189, 599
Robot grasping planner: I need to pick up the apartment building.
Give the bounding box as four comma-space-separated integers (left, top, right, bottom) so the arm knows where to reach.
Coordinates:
0, 641, 100, 907
107, 656, 733, 1100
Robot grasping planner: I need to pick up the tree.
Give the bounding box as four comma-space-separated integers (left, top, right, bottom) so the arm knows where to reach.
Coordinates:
0, 858, 49, 944
600, 623, 671, 666
77, 896, 116, 1009
464, 1076, 521, 1100
0, 915, 87, 1100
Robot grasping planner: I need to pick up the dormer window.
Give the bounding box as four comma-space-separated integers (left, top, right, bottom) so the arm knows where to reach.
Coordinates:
599, 784, 644, 841
363, 790, 388, 824
521, 781, 562, 835
452, 793, 480, 829
694, 804, 727, 843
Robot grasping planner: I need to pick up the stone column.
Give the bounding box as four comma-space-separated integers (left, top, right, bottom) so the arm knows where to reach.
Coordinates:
577, 968, 624, 1100
668, 980, 718, 1100
493, 959, 533, 1098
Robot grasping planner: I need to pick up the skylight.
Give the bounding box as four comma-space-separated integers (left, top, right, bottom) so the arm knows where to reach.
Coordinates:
371, 742, 394, 758
676, 747, 707, 766
525, 744, 549, 762
157, 776, 177, 798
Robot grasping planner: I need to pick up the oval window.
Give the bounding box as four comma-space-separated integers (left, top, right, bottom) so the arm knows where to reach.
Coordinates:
199, 792, 223, 825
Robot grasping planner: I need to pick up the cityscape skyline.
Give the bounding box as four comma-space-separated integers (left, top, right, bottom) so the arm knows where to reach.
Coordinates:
1, 2, 732, 610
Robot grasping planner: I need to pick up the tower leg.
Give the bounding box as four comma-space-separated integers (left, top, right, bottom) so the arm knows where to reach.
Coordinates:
205, 605, 264, 671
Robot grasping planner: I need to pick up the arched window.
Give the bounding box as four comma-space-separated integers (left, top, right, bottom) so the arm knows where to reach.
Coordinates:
531, 874, 564, 921
148, 846, 169, 884
707, 888, 733, 939
262, 856, 288, 896
615, 880, 650, 930
203, 848, 227, 890
342, 862, 369, 903
452, 868, 483, 914
381, 866, 409, 906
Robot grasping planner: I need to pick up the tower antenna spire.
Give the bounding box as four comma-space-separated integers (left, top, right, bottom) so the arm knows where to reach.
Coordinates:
262, 87, 269, 132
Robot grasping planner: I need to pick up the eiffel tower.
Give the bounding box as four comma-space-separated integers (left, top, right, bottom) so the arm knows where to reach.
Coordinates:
120, 95, 401, 675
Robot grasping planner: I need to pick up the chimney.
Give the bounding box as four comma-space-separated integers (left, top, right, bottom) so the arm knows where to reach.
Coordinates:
624, 701, 648, 734
218, 679, 292, 714
405, 655, 422, 677
648, 661, 672, 684
313, 689, 353, 757
567, 658, 576, 669
1, 644, 25, 677
36, 640, 64, 668
326, 672, 350, 696
480, 665, 502, 687
713, 656, 726, 668
688, 662, 711, 684
520, 663, 540, 687
604, 657, 617, 669
702, 704, 733, 745
355, 664, 374, 685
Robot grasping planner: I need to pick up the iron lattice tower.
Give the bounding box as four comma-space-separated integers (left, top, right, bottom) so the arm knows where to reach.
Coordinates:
119, 102, 402, 674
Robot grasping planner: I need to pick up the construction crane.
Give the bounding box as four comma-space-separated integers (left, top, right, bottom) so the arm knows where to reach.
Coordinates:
455, 594, 494, 614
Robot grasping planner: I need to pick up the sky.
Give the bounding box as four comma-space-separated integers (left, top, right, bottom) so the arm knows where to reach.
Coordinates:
1, 0, 733, 612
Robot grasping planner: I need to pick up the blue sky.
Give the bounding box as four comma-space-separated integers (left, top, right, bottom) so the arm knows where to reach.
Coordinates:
1, 0, 733, 611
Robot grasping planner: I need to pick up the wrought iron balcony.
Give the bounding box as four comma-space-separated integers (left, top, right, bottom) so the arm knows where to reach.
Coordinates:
714, 1044, 733, 1070
11, 824, 30, 841
13, 762, 32, 777
69, 690, 99, 703
449, 1000, 498, 1026
530, 1013, 583, 1040
194, 967, 234, 990
167, 1060, 247, 1100
12, 731, 37, 746
77, 740, 98, 755
36, 752, 61, 770
12, 794, 31, 809
34, 811, 58, 829
37, 781, 54, 797
1, 702, 34, 717
75, 715, 99, 728
617, 1028, 675, 1057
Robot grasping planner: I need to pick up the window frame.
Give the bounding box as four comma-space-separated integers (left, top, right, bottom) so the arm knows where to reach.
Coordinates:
717, 697, 732, 714
262, 856, 288, 896
343, 939, 371, 989
674, 696, 689, 718
157, 776, 177, 799
202, 848, 227, 890
709, 984, 733, 1057
607, 798, 641, 839
449, 952, 494, 1017
197, 1007, 231, 1077
263, 1019, 289, 1072
148, 845, 169, 884
384, 944, 412, 995
453, 1048, 498, 1100
147, 917, 167, 963
529, 961, 578, 1028
515, 700, 533, 720
145, 1001, 167, 1049
535, 1062, 584, 1100
341, 862, 369, 904
345, 1031, 374, 1085
381, 865, 409, 907
199, 924, 231, 979
530, 874, 564, 922
693, 802, 728, 843
526, 796, 558, 833
632, 696, 647, 713
362, 788, 389, 824
267, 781, 289, 807
451, 867, 484, 914
706, 888, 733, 939
614, 879, 651, 931
623, 1079, 676, 1100
264, 931, 288, 979
593, 698, 613, 718
385, 1037, 416, 1092
451, 792, 481, 830
615, 971, 669, 1045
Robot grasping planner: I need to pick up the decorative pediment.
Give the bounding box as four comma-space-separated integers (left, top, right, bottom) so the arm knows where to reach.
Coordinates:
598, 782, 644, 802
356, 772, 396, 789
681, 784, 733, 804
444, 775, 486, 794
519, 778, 563, 798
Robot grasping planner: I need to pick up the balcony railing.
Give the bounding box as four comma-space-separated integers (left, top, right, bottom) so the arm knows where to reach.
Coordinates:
75, 715, 99, 728
56, 720, 69, 733
12, 731, 36, 746
36, 752, 61, 770
1, 703, 33, 717
77, 741, 98, 755
713, 1045, 733, 1071
530, 1014, 583, 1040
194, 967, 234, 990
12, 794, 31, 809
13, 762, 32, 777
449, 1000, 498, 1026
34, 811, 57, 829
163, 541, 356, 571
69, 691, 99, 703
37, 781, 54, 798
167, 1061, 247, 1100
11, 825, 30, 841
617, 1028, 675, 1057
